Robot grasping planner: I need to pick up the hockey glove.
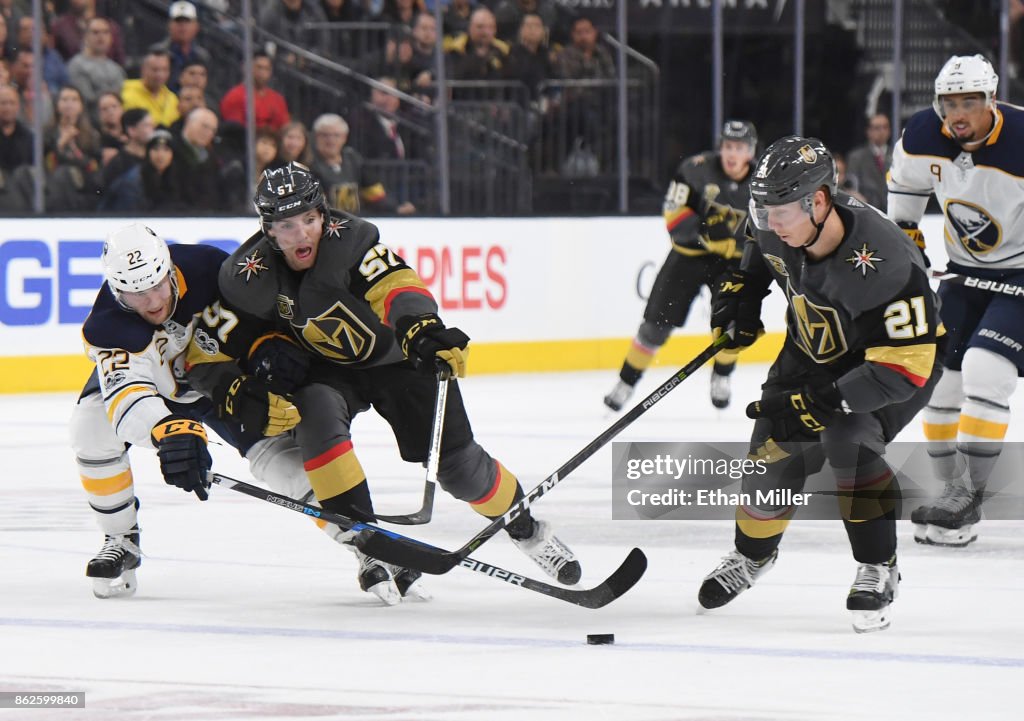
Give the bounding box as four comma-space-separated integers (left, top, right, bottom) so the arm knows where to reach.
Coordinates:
152, 416, 212, 500
396, 313, 469, 378
897, 221, 930, 268
219, 375, 301, 436
710, 270, 767, 349
699, 204, 740, 258
745, 382, 847, 441
248, 333, 310, 395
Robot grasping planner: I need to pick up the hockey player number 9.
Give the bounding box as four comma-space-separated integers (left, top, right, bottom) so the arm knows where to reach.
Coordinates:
883, 296, 928, 340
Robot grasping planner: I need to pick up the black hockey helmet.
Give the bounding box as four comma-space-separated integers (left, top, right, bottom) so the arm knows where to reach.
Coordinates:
718, 119, 757, 150
749, 135, 837, 207
254, 162, 328, 231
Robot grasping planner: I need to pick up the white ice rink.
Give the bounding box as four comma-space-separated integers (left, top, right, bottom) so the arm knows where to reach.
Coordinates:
2, 363, 1022, 720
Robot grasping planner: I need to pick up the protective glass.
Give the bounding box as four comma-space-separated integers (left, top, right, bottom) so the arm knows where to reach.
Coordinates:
749, 197, 809, 231
117, 273, 173, 311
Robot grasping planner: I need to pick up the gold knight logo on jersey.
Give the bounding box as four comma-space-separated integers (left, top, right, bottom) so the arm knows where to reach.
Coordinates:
298, 301, 376, 362
946, 200, 1002, 257
787, 284, 849, 362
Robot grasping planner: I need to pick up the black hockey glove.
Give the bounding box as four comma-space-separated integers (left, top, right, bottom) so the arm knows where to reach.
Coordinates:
745, 382, 847, 442
249, 334, 310, 395
395, 313, 469, 378
897, 221, 930, 268
152, 416, 212, 501
710, 270, 767, 349
218, 375, 301, 436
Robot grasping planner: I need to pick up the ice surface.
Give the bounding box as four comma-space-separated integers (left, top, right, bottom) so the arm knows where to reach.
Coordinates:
1, 364, 1021, 720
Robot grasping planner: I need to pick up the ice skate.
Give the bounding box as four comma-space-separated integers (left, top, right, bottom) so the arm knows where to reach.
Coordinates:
511, 518, 582, 585
709, 371, 731, 409
603, 379, 635, 412
355, 550, 401, 606
847, 556, 899, 633
86, 528, 141, 599
390, 565, 432, 602
697, 548, 777, 609
915, 480, 981, 547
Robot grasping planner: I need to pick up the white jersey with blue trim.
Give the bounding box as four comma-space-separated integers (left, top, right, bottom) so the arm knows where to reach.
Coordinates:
888, 102, 1024, 268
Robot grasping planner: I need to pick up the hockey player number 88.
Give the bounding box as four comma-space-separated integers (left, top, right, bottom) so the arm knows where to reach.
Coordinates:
883, 296, 928, 340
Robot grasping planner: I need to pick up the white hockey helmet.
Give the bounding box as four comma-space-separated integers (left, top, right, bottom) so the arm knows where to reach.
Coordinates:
101, 223, 173, 297
932, 54, 998, 117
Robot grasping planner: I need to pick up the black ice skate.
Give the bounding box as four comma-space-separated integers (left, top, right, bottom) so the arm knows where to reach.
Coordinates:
914, 480, 981, 547
390, 565, 431, 602
511, 518, 582, 585
709, 372, 731, 409
355, 549, 402, 606
86, 527, 141, 599
847, 556, 899, 633
698, 548, 777, 609
603, 380, 635, 412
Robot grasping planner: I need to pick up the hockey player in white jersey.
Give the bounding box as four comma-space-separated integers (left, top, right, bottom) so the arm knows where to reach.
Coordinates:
888, 54, 1024, 546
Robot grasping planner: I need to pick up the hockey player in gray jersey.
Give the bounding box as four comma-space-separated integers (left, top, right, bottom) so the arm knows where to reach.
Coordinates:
186, 162, 581, 598
697, 136, 942, 632
604, 120, 757, 412
888, 54, 1024, 547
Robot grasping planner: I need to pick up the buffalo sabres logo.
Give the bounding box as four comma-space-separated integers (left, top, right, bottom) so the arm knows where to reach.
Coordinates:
946, 200, 1001, 257
236, 252, 269, 281
762, 253, 790, 277
845, 243, 885, 277
325, 217, 347, 238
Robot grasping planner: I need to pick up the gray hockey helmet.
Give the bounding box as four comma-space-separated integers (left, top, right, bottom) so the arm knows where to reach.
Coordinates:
719, 120, 757, 150
749, 135, 836, 207
254, 162, 328, 230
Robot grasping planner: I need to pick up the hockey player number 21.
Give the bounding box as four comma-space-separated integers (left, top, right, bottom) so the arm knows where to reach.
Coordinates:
883, 296, 928, 340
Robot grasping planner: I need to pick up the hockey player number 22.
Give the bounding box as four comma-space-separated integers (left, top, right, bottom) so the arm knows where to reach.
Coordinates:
883, 296, 928, 340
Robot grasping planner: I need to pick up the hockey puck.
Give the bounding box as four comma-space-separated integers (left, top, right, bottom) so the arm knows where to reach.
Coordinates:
587, 633, 615, 645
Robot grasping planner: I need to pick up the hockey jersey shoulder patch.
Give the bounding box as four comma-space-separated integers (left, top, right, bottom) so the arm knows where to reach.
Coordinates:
219, 234, 280, 318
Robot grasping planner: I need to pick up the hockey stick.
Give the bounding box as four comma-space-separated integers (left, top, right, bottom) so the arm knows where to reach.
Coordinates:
374, 365, 450, 525
355, 335, 730, 573
931, 269, 1024, 297
208, 472, 646, 608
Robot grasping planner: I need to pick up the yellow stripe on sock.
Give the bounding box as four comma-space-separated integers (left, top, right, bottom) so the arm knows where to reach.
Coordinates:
960, 414, 1009, 440
80, 469, 133, 496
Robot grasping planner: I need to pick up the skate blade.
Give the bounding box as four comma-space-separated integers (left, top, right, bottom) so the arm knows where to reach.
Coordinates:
91, 569, 137, 599
912, 523, 928, 544
924, 523, 978, 547
851, 607, 891, 633
365, 579, 402, 606
399, 579, 433, 603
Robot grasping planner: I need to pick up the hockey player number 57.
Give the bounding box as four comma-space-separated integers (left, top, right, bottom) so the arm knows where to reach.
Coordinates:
200, 301, 239, 343
883, 296, 928, 340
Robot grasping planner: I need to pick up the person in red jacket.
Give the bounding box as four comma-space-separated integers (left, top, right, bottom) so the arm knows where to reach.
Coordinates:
218, 50, 290, 131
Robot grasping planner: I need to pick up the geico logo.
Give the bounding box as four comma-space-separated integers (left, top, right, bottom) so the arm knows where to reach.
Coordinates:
0, 239, 239, 326
392, 245, 508, 311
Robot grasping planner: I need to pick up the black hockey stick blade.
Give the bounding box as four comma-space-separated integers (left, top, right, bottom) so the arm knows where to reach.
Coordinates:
375, 481, 436, 525
458, 547, 648, 609
354, 336, 729, 572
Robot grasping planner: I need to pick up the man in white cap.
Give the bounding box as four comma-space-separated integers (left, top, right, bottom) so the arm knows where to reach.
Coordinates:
149, 1, 211, 92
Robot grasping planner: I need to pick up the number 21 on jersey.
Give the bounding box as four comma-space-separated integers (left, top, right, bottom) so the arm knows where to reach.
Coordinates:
884, 296, 928, 339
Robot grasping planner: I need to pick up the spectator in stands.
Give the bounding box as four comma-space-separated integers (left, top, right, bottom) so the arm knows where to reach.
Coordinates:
493, 0, 561, 45
51, 0, 125, 66
258, 0, 327, 63
405, 10, 437, 98
310, 111, 415, 214
320, 0, 367, 61
355, 75, 407, 161
443, 0, 475, 41
556, 15, 614, 84
177, 59, 216, 107
447, 7, 509, 82
96, 90, 124, 165
11, 49, 54, 128
0, 16, 12, 66
98, 108, 154, 211
150, 2, 211, 93
554, 16, 615, 171
142, 127, 188, 212
845, 112, 892, 211
380, 0, 425, 32
44, 84, 101, 211
122, 50, 179, 127
170, 84, 206, 136
254, 126, 281, 187
0, 82, 31, 171
175, 106, 223, 211
219, 50, 291, 131
277, 120, 313, 165
15, 16, 68, 95
0, 2, 19, 42
322, 0, 366, 23
66, 16, 125, 114
834, 151, 869, 206
506, 11, 554, 103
